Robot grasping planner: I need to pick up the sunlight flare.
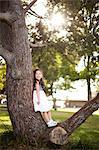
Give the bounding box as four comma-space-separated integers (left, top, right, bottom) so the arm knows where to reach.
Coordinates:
49, 12, 65, 28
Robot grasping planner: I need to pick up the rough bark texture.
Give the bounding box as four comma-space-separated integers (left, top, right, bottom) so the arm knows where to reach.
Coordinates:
0, 0, 99, 146
0, 0, 47, 143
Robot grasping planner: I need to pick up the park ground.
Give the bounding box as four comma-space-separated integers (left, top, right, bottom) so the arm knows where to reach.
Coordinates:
0, 105, 99, 150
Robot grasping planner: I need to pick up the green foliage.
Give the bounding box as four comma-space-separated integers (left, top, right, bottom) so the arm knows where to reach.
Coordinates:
26, 0, 99, 97
31, 44, 79, 94
32, 47, 63, 94
51, 0, 99, 98
80, 62, 99, 80
49, 0, 98, 56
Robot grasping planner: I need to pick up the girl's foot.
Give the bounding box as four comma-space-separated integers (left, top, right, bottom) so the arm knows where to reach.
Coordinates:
47, 120, 57, 127
50, 119, 57, 124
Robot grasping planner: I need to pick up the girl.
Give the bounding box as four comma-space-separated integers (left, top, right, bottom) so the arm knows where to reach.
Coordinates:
33, 68, 57, 127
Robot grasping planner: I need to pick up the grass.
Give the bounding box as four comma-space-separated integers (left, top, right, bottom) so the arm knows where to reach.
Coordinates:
0, 105, 99, 150
69, 115, 99, 150
0, 105, 12, 134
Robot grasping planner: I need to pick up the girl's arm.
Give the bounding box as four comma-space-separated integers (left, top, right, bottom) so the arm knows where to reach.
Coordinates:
36, 81, 40, 105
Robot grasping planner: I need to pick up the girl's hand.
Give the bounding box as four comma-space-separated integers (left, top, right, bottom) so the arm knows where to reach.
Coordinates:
37, 101, 40, 105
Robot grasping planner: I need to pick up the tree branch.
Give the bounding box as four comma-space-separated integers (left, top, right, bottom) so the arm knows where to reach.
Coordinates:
0, 12, 17, 24
24, 0, 37, 13
63, 53, 77, 65
28, 9, 42, 19
93, 21, 99, 39
30, 42, 47, 49
49, 93, 99, 145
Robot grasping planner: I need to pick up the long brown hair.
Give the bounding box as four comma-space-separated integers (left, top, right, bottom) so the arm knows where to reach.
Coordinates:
33, 68, 45, 91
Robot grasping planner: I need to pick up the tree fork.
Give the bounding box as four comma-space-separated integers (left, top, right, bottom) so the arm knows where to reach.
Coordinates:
24, 0, 37, 13
49, 93, 99, 145
0, 12, 18, 24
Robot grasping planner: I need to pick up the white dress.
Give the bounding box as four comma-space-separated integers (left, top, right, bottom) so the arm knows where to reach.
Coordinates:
33, 86, 52, 112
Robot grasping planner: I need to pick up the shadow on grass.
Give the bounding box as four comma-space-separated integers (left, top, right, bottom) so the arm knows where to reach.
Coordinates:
68, 139, 99, 150
0, 105, 8, 116
0, 105, 7, 111
0, 130, 99, 150
0, 131, 14, 145
0, 105, 7, 108
0, 124, 12, 131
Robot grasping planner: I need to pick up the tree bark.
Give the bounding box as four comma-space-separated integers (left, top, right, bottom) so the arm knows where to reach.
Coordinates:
0, 0, 47, 143
87, 55, 92, 100
0, 0, 99, 146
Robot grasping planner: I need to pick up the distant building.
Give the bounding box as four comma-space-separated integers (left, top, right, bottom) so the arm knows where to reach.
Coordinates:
64, 99, 87, 108
51, 79, 97, 108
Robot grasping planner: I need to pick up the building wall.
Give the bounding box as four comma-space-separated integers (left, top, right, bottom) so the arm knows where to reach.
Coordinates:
55, 100, 87, 108
65, 100, 87, 108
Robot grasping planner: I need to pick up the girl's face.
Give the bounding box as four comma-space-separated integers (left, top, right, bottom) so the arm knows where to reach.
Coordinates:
35, 70, 43, 81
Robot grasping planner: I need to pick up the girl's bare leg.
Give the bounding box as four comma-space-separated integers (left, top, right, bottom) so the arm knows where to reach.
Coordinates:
41, 112, 49, 123
47, 111, 52, 120
41, 111, 57, 127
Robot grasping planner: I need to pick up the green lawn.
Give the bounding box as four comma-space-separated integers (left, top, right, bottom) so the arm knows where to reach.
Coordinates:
0, 105, 12, 134
0, 105, 99, 150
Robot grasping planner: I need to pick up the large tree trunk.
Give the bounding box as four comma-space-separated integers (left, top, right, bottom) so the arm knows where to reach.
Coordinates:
0, 0, 99, 146
0, 0, 46, 142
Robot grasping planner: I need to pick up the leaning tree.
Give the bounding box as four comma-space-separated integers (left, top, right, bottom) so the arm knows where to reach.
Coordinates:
0, 0, 99, 145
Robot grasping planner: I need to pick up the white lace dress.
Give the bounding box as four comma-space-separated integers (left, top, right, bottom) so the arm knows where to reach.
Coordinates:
33, 87, 52, 112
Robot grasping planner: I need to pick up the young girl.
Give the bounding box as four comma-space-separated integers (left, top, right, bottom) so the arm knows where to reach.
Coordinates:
33, 68, 57, 127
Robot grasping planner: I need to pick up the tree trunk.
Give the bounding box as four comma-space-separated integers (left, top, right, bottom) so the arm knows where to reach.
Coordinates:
0, 0, 47, 143
87, 78, 92, 100
87, 55, 92, 100
0, 0, 99, 146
